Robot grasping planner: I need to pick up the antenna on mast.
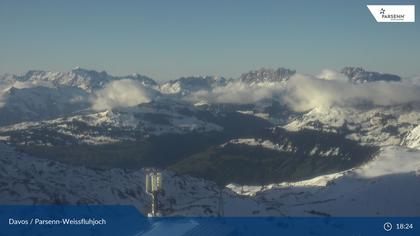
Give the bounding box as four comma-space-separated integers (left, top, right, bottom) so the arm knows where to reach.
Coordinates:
145, 171, 162, 217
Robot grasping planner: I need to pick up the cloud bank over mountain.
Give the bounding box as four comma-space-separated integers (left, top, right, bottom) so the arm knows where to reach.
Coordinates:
1, 67, 419, 113
285, 74, 420, 111
92, 79, 151, 110
186, 81, 285, 104
186, 70, 420, 112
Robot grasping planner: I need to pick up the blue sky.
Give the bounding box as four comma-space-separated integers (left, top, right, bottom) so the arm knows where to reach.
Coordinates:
0, 0, 419, 81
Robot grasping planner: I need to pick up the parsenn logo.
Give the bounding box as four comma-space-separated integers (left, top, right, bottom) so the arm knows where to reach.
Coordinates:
380, 8, 385, 15
367, 5, 415, 22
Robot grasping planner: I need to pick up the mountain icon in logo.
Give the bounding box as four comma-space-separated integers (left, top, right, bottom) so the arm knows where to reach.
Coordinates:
380, 8, 385, 14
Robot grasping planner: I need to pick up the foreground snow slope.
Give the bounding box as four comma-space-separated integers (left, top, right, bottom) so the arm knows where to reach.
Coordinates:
226, 146, 420, 216
1, 143, 419, 216
0, 143, 225, 216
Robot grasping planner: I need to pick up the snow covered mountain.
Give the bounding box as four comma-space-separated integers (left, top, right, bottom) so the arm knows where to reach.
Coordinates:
2, 67, 157, 92
341, 67, 401, 83
0, 100, 223, 146
239, 68, 296, 85
1, 66, 419, 217
0, 68, 160, 126
159, 76, 228, 96
402, 125, 420, 149
284, 105, 420, 148
0, 86, 91, 126
2, 66, 403, 127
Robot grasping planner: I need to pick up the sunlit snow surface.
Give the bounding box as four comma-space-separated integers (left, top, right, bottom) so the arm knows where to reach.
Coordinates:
284, 105, 420, 147
226, 146, 420, 216
1, 143, 419, 216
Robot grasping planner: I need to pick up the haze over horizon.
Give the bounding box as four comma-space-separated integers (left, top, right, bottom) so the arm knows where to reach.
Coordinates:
1, 0, 419, 81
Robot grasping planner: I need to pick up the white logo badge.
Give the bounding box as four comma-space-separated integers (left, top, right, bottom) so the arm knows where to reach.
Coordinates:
367, 5, 415, 22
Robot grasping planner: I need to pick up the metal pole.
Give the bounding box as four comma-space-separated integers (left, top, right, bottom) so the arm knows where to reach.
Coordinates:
152, 191, 158, 216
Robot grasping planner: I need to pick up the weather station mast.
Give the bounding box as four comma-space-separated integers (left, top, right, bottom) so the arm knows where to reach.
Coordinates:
145, 172, 163, 217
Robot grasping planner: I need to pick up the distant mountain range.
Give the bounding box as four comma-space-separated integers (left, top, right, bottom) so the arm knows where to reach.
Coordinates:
5, 67, 156, 91
0, 66, 404, 126
1, 66, 402, 95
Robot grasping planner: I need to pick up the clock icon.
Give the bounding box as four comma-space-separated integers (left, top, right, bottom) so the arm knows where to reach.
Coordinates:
384, 222, 393, 232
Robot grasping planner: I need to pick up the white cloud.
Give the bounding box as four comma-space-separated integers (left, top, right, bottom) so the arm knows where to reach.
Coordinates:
187, 81, 285, 104
316, 69, 347, 81
186, 70, 420, 112
92, 79, 151, 110
284, 74, 420, 111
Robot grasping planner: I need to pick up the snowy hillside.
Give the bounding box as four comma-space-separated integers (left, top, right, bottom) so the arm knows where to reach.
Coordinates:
341, 67, 401, 83
159, 76, 228, 96
0, 101, 223, 145
0, 86, 91, 126
402, 125, 420, 149
284, 105, 420, 147
225, 146, 420, 216
0, 143, 220, 216
1, 143, 419, 217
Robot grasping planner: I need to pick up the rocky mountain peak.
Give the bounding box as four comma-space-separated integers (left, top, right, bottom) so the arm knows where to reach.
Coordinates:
341, 67, 401, 83
239, 67, 296, 84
